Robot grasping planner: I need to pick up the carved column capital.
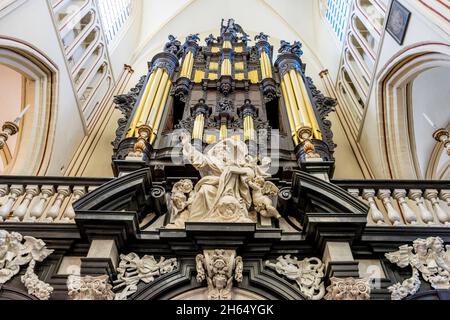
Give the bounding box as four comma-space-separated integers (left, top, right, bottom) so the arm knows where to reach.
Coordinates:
149, 52, 180, 77
324, 277, 371, 300
67, 275, 114, 300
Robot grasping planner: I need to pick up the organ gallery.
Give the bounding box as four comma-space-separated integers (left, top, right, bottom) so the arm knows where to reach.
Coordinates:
0, 1, 449, 303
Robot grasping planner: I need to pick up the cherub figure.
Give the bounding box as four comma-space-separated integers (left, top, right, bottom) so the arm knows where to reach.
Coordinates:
248, 176, 281, 219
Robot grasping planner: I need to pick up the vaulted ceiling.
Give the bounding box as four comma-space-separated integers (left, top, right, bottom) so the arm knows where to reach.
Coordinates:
130, 0, 341, 84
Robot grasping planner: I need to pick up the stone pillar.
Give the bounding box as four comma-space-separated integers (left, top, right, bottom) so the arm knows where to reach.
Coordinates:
322, 242, 359, 279
80, 240, 118, 280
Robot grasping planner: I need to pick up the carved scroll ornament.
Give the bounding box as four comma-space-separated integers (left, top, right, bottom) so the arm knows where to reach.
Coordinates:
265, 255, 325, 300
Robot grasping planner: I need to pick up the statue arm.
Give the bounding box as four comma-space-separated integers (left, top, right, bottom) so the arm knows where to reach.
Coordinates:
182, 135, 207, 169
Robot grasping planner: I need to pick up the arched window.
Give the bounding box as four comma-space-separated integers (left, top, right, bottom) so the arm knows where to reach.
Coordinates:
97, 0, 132, 46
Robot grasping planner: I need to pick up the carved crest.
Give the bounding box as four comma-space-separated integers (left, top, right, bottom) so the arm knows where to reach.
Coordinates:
196, 249, 243, 300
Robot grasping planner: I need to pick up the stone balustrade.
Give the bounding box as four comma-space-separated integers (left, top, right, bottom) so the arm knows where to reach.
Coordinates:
334, 180, 450, 227
0, 176, 111, 223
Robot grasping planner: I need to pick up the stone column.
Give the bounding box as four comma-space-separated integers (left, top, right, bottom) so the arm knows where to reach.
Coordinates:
80, 240, 118, 280
322, 242, 359, 279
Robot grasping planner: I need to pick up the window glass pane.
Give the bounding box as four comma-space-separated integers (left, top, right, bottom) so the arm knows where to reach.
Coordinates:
97, 0, 132, 45
325, 0, 352, 43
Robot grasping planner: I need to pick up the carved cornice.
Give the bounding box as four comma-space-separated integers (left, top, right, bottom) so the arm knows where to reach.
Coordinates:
149, 52, 180, 77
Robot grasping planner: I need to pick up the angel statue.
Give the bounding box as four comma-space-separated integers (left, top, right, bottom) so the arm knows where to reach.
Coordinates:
167, 133, 280, 227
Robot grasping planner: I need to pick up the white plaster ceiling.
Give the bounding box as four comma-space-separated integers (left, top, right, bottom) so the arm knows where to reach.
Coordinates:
131, 0, 328, 80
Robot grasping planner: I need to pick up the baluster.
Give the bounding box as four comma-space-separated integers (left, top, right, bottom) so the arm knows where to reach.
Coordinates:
362, 189, 386, 225
11, 185, 39, 222
29, 185, 55, 221
393, 189, 417, 225
440, 190, 450, 210
425, 190, 449, 225
62, 186, 86, 222
46, 186, 70, 222
0, 185, 10, 222
378, 190, 403, 226
409, 190, 434, 225
0, 185, 24, 221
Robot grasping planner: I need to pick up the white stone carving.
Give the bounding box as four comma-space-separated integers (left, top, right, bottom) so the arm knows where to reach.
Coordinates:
385, 236, 450, 300
195, 249, 243, 300
388, 269, 421, 301
113, 253, 178, 300
67, 275, 114, 300
21, 260, 54, 300
168, 134, 279, 227
324, 277, 371, 300
265, 255, 325, 300
0, 230, 54, 300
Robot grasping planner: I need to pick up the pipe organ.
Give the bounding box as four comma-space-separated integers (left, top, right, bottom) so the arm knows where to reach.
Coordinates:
112, 20, 336, 177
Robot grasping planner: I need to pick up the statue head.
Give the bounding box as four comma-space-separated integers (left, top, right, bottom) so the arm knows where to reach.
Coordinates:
428, 237, 445, 254
172, 192, 187, 210
413, 238, 428, 257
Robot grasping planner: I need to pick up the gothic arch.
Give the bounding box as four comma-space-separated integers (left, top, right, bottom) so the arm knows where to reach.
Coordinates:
376, 42, 450, 179
0, 36, 58, 175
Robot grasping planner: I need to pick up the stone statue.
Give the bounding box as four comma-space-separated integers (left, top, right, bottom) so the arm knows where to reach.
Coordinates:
385, 236, 450, 300
265, 255, 325, 300
168, 134, 280, 227
248, 175, 281, 219
164, 35, 182, 55
205, 34, 217, 46
196, 249, 243, 300
279, 40, 304, 57
186, 33, 200, 43
255, 32, 269, 42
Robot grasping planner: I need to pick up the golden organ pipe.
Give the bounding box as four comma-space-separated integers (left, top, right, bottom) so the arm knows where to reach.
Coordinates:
220, 121, 228, 140
297, 71, 322, 140
282, 74, 303, 130
149, 80, 172, 144
192, 114, 205, 140
137, 68, 164, 131
146, 71, 169, 127
280, 81, 300, 145
127, 71, 156, 137
260, 54, 268, 79
244, 115, 255, 141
